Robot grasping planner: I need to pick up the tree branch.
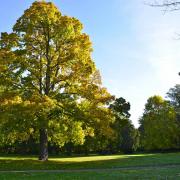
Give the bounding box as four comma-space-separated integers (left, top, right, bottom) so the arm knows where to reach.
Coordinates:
147, 0, 180, 11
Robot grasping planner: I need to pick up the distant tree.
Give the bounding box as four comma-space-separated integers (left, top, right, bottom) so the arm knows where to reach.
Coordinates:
110, 97, 131, 119
110, 97, 139, 153
167, 84, 180, 111
117, 119, 139, 153
139, 95, 179, 151
0, 1, 113, 160
167, 84, 180, 147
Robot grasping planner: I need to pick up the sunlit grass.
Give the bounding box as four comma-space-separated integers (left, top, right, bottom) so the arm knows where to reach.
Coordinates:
0, 152, 180, 171
50, 155, 129, 162
0, 153, 180, 179
0, 153, 153, 161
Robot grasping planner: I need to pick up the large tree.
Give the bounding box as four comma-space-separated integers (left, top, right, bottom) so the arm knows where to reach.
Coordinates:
0, 1, 113, 160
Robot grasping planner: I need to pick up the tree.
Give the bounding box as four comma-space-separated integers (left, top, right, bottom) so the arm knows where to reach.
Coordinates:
0, 1, 113, 160
167, 84, 180, 121
110, 97, 139, 153
110, 97, 131, 119
139, 95, 179, 151
167, 84, 180, 147
167, 84, 180, 110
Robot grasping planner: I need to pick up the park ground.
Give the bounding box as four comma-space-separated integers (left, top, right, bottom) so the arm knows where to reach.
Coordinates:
0, 152, 180, 179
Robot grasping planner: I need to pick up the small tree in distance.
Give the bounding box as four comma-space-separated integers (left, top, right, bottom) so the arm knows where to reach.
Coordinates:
110, 97, 139, 153
139, 95, 179, 151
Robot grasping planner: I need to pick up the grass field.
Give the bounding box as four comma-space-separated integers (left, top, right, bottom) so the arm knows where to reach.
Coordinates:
0, 152, 180, 179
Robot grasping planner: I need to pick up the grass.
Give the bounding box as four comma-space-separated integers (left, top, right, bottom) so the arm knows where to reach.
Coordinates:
0, 168, 180, 180
0, 152, 180, 170
0, 152, 180, 179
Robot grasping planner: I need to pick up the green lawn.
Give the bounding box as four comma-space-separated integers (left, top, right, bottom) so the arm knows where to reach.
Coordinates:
0, 152, 180, 179
0, 168, 180, 180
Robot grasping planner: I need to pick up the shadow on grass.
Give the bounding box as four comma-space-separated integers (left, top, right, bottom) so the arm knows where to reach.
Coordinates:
0, 152, 180, 171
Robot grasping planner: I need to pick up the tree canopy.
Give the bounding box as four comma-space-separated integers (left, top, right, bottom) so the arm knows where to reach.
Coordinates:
109, 97, 139, 153
139, 95, 179, 150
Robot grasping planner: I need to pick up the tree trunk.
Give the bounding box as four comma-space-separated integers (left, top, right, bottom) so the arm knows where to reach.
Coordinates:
39, 128, 48, 161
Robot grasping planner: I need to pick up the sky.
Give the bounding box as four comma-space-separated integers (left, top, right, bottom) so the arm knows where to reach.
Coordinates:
0, 0, 180, 127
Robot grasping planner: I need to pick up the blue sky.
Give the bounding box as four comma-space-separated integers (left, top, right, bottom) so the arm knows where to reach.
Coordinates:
0, 0, 180, 127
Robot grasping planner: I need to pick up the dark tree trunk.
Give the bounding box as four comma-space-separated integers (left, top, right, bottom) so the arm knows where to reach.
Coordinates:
39, 128, 48, 161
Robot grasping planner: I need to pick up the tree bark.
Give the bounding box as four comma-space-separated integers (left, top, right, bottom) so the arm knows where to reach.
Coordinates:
39, 128, 48, 161
38, 26, 50, 161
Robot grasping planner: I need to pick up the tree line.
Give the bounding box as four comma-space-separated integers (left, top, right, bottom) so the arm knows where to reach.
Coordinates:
0, 84, 179, 156
0, 1, 179, 160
